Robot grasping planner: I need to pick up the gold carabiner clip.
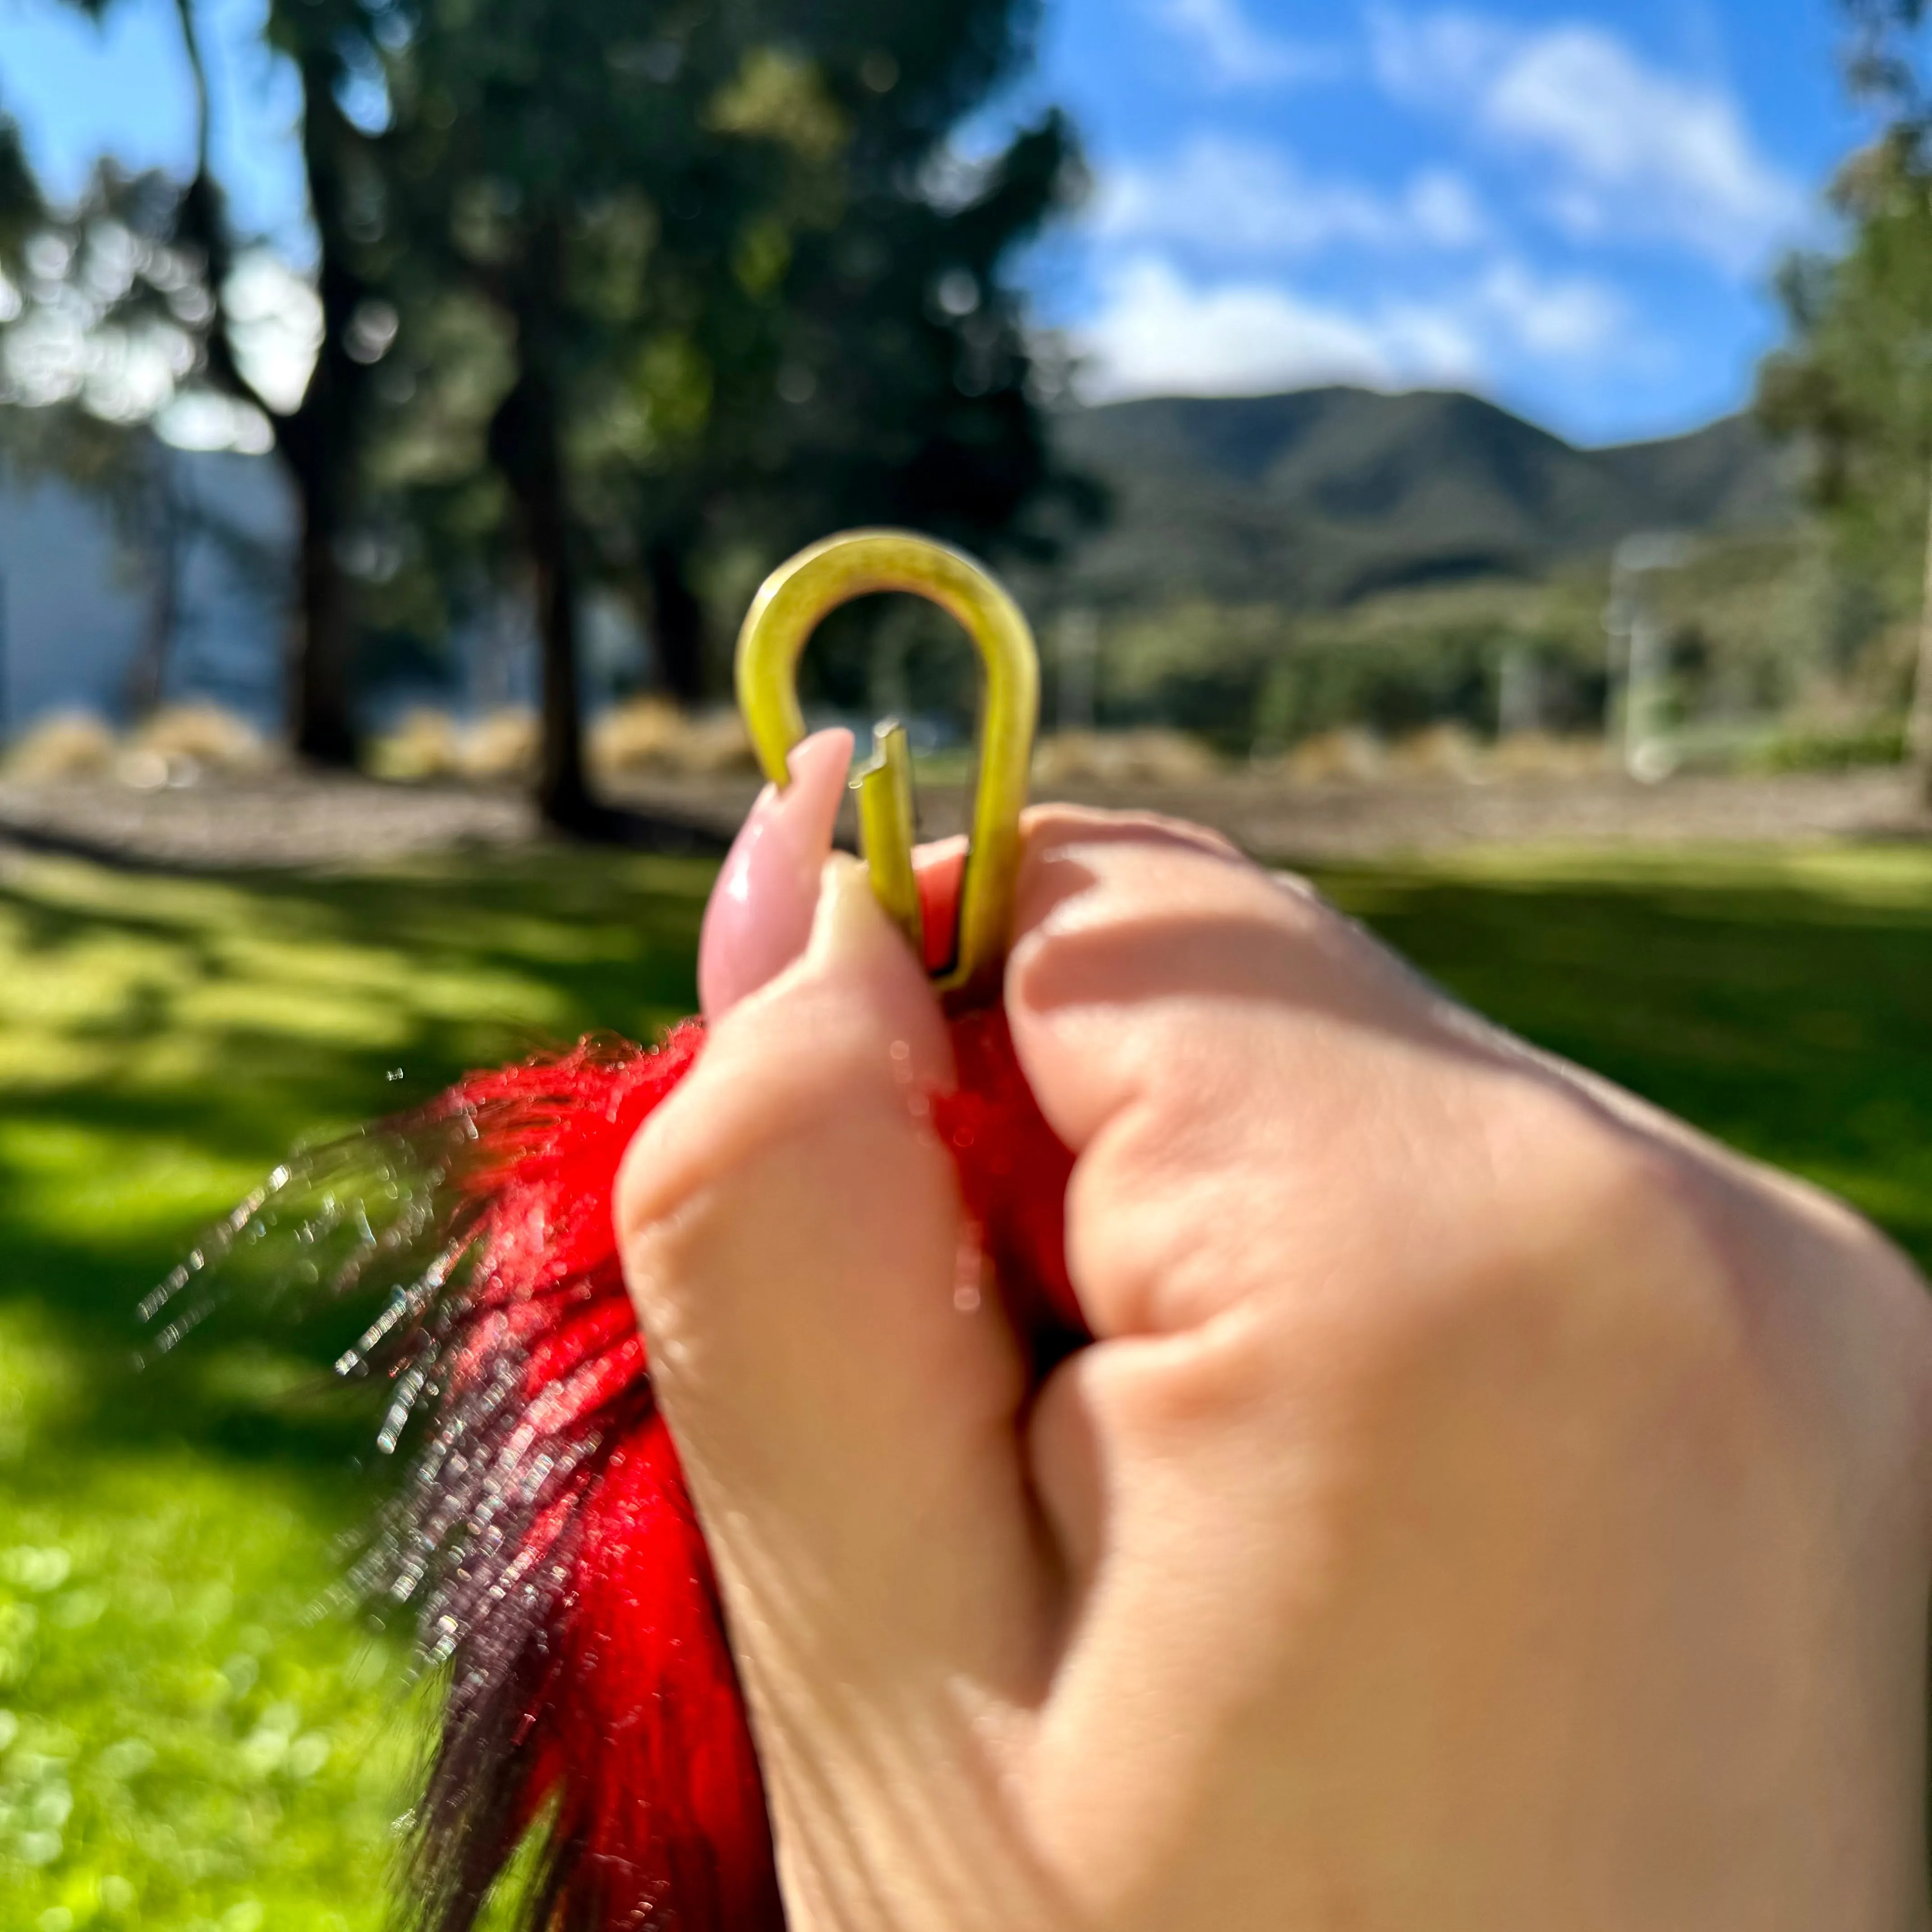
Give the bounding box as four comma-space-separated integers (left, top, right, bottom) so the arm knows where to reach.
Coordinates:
735, 529, 1039, 1006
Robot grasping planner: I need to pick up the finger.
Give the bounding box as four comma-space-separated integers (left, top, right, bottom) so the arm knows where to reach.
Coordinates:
620, 856, 1056, 1730
1005, 805, 1444, 1150
996, 811, 1592, 1909
1001, 805, 1488, 1343
699, 727, 853, 1019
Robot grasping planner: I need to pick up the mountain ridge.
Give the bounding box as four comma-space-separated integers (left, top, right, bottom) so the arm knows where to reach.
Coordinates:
0, 386, 1800, 729
1039, 386, 1799, 614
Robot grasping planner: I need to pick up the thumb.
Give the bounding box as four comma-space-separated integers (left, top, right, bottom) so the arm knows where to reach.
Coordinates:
616, 856, 1059, 1901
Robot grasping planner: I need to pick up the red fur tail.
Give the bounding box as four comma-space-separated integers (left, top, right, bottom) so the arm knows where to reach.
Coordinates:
364, 1010, 1077, 1932
361, 1026, 776, 1932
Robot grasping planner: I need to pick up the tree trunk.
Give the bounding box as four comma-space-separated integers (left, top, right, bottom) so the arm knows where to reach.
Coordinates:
289, 459, 358, 765
161, 0, 365, 754
531, 432, 590, 828
647, 536, 707, 705
279, 63, 374, 770
174, 25, 369, 770
276, 383, 360, 764
1912, 461, 1932, 811
493, 373, 592, 827
491, 216, 596, 832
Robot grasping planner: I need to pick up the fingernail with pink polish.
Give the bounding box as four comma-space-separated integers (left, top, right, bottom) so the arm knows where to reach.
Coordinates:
699, 728, 853, 1018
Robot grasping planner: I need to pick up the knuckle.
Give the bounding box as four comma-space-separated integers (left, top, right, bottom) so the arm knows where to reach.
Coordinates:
1481, 1079, 1932, 1507
1456, 1072, 1761, 1387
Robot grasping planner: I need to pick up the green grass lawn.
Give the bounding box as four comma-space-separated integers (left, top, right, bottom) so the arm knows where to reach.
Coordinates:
1, 837, 1928, 1929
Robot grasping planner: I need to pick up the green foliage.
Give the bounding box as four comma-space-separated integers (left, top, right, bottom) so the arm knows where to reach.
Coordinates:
1750, 3, 1932, 787
0, 101, 46, 282
368, 0, 1090, 712
1738, 718, 1911, 772
1083, 551, 1842, 755
1757, 4, 1932, 619
1759, 132, 1932, 605
1, 839, 1930, 1921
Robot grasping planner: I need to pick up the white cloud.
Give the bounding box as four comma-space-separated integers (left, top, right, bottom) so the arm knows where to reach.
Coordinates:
1076, 256, 1468, 400
1473, 258, 1624, 359
1143, 0, 1344, 90
1095, 136, 1490, 261
1369, 9, 1808, 274
1369, 7, 1513, 98
1074, 252, 1628, 403
1408, 169, 1488, 250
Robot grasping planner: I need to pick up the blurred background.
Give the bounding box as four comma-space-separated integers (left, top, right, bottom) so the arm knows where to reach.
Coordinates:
0, 0, 1931, 818
0, 2, 1930, 1928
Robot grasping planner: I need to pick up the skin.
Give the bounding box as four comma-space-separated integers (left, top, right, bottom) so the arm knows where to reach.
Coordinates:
619, 734, 1932, 1932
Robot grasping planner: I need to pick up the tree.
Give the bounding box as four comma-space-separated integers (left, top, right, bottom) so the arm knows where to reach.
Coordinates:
0, 128, 216, 718
158, 0, 396, 765
375, 0, 1090, 829
11, 0, 360, 759
17, 0, 405, 764
1759, 0, 1932, 804
605, 18, 1095, 709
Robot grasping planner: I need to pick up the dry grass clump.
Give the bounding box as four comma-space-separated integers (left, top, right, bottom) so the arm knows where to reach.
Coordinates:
131, 703, 272, 773
5, 703, 275, 787
1280, 727, 1387, 783
1031, 729, 1219, 786
3, 711, 119, 780
1488, 731, 1611, 778
463, 709, 540, 780
589, 698, 754, 778
367, 708, 463, 782
369, 700, 756, 786
368, 708, 539, 782
588, 697, 682, 772
1274, 725, 1610, 785
1386, 721, 1483, 782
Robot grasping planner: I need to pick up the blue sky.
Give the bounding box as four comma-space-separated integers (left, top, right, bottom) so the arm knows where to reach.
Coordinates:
0, 0, 1879, 445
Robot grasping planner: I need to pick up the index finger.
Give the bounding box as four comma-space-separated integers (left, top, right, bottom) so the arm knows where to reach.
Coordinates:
996, 805, 1508, 1339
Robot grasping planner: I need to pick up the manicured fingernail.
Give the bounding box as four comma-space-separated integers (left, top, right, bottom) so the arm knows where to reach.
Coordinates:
699, 728, 853, 1018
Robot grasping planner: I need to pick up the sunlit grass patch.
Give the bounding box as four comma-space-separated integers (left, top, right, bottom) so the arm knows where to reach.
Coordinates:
0, 833, 1925, 1924
1322, 843, 1932, 1270
0, 1446, 418, 1931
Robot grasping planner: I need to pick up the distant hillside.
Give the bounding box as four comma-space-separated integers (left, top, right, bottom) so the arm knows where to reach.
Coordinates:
2, 386, 1801, 731
1043, 387, 1800, 613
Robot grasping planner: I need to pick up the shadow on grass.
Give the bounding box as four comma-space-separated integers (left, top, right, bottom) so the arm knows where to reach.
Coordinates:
5, 840, 1929, 1489
1323, 854, 1932, 1271
0, 846, 715, 1481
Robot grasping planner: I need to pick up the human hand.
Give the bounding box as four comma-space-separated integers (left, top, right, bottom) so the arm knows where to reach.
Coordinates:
618, 742, 1932, 1932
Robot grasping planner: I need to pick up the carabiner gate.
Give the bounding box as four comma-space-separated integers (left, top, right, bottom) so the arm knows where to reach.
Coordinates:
734, 529, 1040, 1005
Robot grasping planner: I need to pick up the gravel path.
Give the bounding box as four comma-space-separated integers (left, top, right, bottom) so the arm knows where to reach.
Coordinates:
0, 765, 1923, 873
0, 771, 546, 869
